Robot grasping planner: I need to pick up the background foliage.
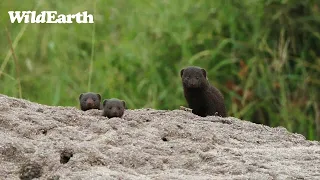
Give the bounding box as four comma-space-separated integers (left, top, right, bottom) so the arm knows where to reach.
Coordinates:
0, 0, 319, 140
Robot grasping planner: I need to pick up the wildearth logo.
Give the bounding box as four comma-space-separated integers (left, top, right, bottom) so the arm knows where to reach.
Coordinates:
8, 11, 94, 23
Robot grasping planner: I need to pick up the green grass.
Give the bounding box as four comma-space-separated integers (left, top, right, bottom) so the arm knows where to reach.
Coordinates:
0, 0, 319, 140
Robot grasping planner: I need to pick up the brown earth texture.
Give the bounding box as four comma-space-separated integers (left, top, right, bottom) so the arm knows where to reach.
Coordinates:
0, 94, 320, 180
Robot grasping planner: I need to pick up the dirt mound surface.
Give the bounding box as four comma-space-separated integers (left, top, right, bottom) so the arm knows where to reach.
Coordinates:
0, 94, 319, 180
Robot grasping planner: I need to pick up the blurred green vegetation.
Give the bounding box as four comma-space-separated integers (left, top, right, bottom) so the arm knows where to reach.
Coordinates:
0, 0, 319, 140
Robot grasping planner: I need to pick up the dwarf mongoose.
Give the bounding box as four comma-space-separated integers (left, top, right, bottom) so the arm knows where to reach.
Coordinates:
180, 66, 227, 117
102, 98, 126, 118
79, 92, 102, 111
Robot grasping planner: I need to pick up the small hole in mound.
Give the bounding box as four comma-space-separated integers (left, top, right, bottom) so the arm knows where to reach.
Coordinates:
47, 175, 60, 180
36, 108, 44, 113
19, 161, 42, 180
161, 137, 168, 141
60, 149, 73, 164
162, 158, 168, 163
41, 129, 47, 135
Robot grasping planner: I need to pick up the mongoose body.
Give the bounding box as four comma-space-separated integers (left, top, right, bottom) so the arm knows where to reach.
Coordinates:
180, 66, 227, 117
79, 92, 102, 111
102, 98, 126, 118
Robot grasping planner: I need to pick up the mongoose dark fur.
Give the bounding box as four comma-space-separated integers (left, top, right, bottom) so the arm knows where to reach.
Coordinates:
102, 98, 126, 118
180, 66, 227, 117
79, 92, 102, 111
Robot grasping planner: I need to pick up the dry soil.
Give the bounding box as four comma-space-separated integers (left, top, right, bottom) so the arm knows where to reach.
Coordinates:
0, 94, 319, 180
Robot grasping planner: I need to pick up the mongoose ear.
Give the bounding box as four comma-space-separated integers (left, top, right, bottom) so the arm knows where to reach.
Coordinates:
96, 93, 101, 101
201, 68, 207, 78
122, 100, 126, 109
102, 99, 108, 106
79, 93, 83, 100
180, 68, 185, 77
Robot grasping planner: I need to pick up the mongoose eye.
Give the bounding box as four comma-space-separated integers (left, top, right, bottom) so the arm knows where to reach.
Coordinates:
108, 107, 112, 110
196, 77, 199, 79
117, 107, 120, 110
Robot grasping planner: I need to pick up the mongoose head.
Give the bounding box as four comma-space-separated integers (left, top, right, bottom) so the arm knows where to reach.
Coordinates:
180, 66, 208, 89
79, 92, 101, 111
102, 98, 126, 118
